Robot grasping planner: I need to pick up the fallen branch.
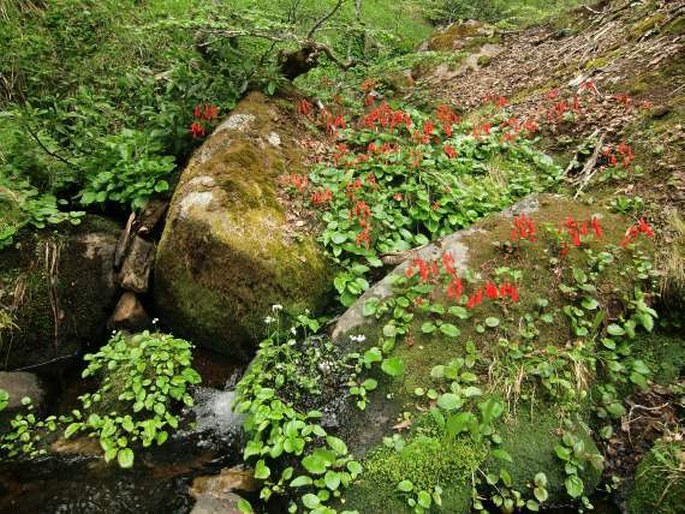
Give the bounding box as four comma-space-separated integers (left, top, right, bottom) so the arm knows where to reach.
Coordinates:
573, 132, 606, 199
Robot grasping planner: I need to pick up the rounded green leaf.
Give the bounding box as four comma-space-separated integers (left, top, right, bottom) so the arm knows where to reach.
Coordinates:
381, 357, 405, 377
117, 447, 134, 468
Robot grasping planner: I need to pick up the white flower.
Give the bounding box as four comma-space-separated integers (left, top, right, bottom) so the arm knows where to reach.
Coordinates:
272, 304, 283, 313
152, 317, 159, 325
264, 315, 275, 324
349, 334, 366, 343
290, 326, 298, 335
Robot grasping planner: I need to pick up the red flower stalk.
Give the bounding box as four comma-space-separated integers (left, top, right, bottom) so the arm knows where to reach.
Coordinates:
485, 282, 499, 300
444, 145, 457, 159
311, 189, 333, 205
446, 277, 464, 300
442, 252, 456, 277
591, 216, 603, 238
511, 214, 536, 242
190, 121, 206, 138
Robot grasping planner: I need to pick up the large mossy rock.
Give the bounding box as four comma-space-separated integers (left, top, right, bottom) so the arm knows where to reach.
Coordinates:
0, 217, 119, 370
328, 195, 649, 510
154, 92, 333, 360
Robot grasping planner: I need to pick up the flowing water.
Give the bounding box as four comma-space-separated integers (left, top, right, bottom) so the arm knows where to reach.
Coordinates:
0, 348, 623, 514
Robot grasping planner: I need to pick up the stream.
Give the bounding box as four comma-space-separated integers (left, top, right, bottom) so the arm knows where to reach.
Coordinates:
0, 348, 623, 514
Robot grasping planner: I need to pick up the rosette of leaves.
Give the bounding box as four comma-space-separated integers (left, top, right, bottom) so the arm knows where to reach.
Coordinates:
64, 331, 201, 468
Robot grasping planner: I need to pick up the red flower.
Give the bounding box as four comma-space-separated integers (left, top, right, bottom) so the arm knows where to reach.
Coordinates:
591, 216, 603, 238
444, 145, 457, 159
442, 252, 456, 277
190, 121, 206, 138
485, 282, 499, 300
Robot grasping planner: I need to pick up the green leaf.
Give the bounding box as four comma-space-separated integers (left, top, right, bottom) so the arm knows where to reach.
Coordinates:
491, 449, 513, 462
437, 393, 463, 411
363, 298, 380, 316
439, 323, 460, 337
301, 448, 335, 475
237, 498, 254, 513
397, 480, 414, 492
254, 459, 271, 479
485, 317, 500, 328
534, 487, 548, 503
446, 412, 475, 437
607, 324, 625, 336
581, 298, 599, 310
324, 471, 341, 491
117, 448, 134, 469
381, 357, 405, 377
534, 472, 548, 488
565, 475, 584, 498
290, 476, 314, 487
302, 493, 320, 509
382, 323, 398, 338
326, 436, 348, 456
421, 321, 436, 334
418, 490, 432, 508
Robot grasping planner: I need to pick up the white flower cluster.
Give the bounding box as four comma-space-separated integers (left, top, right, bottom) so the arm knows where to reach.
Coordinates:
349, 334, 366, 343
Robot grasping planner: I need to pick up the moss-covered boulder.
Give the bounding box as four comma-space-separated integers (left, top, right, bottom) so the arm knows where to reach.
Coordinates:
628, 441, 685, 514
154, 92, 333, 361
0, 216, 119, 370
327, 194, 656, 511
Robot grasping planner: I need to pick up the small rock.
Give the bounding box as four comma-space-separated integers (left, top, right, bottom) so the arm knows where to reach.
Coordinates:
119, 236, 155, 293
190, 494, 245, 514
110, 292, 149, 331
190, 465, 260, 498
0, 371, 45, 409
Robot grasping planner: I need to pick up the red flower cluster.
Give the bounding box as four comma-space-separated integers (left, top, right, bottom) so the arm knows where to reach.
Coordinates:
351, 200, 373, 248
444, 145, 457, 159
620, 218, 655, 247
467, 282, 519, 308
405, 252, 520, 310
286, 173, 309, 192
482, 93, 508, 108
472, 121, 492, 139
436, 104, 459, 137
613, 93, 632, 109
602, 142, 634, 169
310, 188, 333, 205
190, 103, 219, 139
360, 103, 412, 132
511, 214, 536, 242
325, 113, 346, 136
559, 214, 603, 255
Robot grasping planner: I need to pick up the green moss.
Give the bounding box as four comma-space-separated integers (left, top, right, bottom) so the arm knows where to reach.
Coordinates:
154, 92, 335, 360
631, 332, 685, 385
343, 430, 485, 513
0, 216, 119, 369
486, 409, 602, 501
628, 441, 685, 514
628, 13, 666, 40
583, 56, 609, 70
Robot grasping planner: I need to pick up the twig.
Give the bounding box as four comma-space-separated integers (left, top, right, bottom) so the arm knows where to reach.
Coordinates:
573, 132, 606, 199
307, 0, 347, 39
25, 124, 78, 168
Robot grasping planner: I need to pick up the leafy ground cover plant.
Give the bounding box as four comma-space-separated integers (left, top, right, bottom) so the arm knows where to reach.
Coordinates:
0, 331, 201, 468
289, 96, 562, 306
63, 331, 201, 468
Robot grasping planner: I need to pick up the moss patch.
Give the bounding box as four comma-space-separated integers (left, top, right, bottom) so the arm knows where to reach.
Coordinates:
0, 216, 119, 370
155, 92, 334, 360
343, 428, 485, 513
628, 441, 685, 514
